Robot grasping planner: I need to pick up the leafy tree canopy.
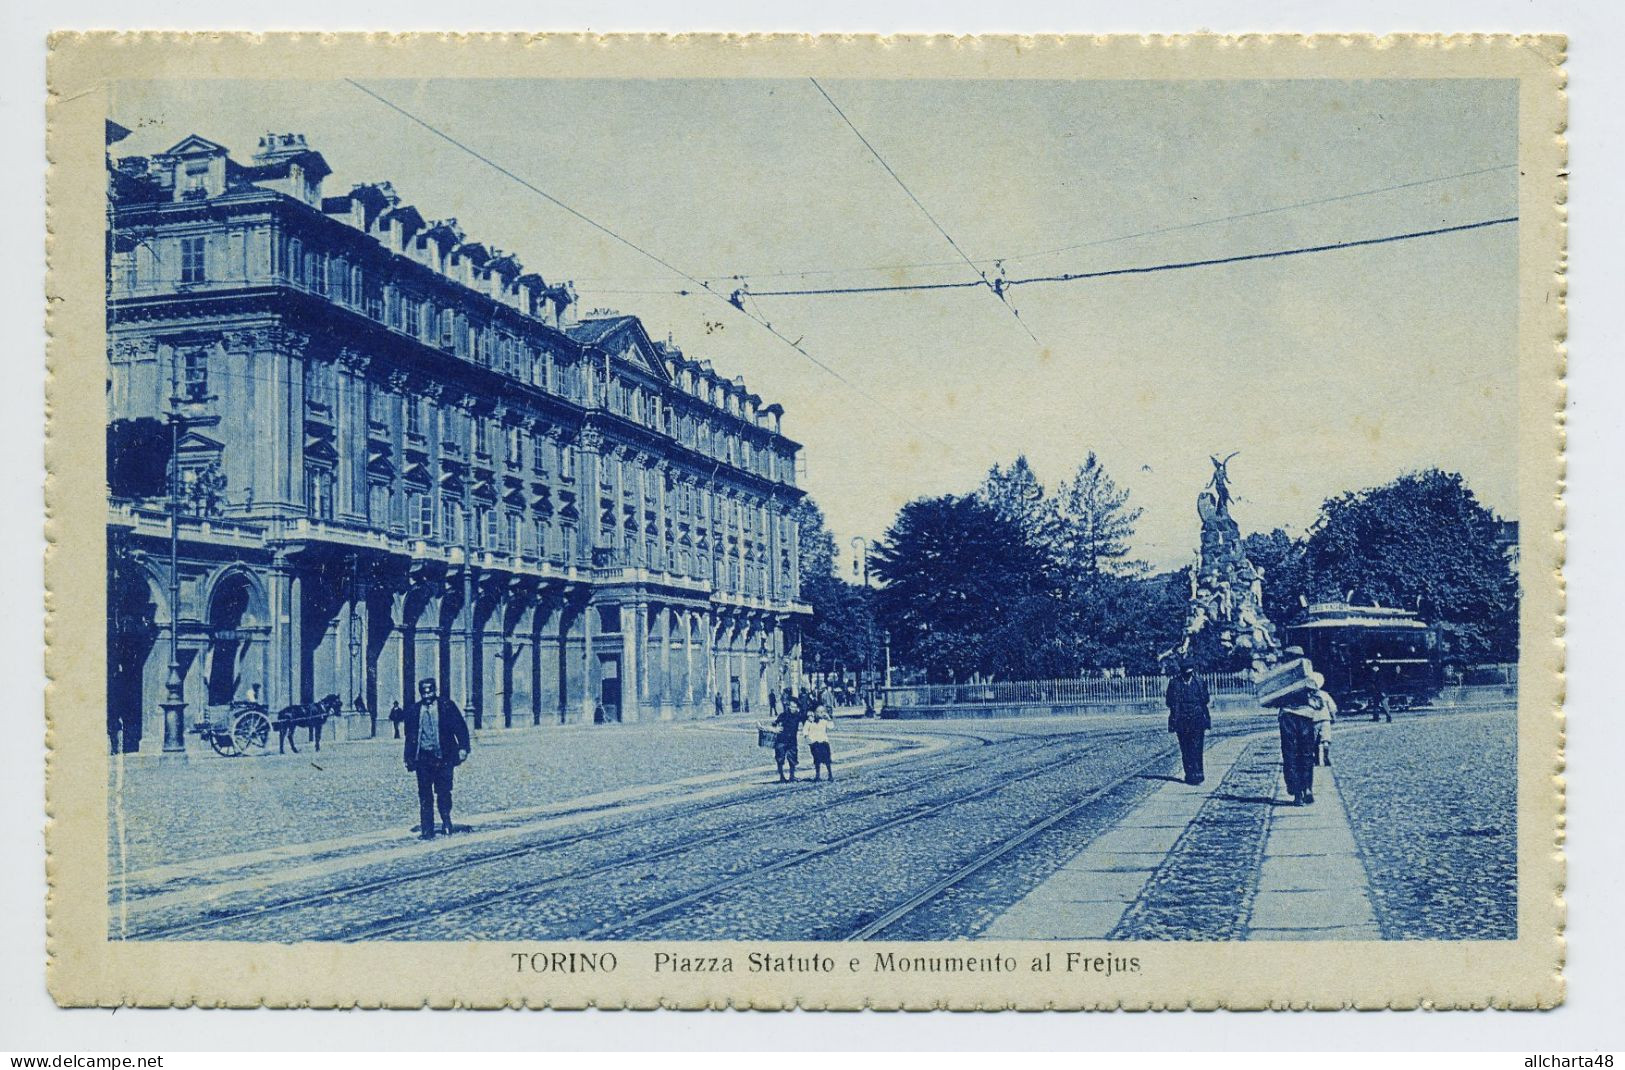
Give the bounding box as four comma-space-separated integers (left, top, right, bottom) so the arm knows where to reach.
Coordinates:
872, 494, 1063, 683
1301, 469, 1517, 660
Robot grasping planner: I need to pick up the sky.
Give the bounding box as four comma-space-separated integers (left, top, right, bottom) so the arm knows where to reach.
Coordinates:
109, 77, 1520, 573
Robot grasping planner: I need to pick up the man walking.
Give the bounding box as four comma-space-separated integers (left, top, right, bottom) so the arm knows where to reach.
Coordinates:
1279, 677, 1336, 805
404, 678, 471, 840
1164, 661, 1212, 785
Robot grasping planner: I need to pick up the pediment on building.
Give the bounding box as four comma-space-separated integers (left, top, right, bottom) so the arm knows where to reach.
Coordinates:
566, 316, 672, 384
303, 436, 339, 467
162, 134, 229, 159
175, 429, 225, 456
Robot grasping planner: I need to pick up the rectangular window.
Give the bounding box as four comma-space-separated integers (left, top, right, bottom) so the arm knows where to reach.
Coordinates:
305, 469, 334, 521
441, 309, 456, 349
444, 499, 463, 545
506, 426, 523, 467
471, 505, 489, 549
179, 236, 206, 284
112, 250, 137, 290
405, 397, 423, 438
509, 513, 523, 555
473, 419, 488, 458
181, 161, 209, 197
410, 493, 431, 537
367, 388, 389, 429
181, 349, 208, 401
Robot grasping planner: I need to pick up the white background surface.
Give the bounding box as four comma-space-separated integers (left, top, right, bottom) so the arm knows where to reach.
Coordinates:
2, 0, 1619, 1052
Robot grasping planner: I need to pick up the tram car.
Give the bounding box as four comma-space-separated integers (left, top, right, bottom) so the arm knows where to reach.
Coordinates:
1282, 603, 1443, 714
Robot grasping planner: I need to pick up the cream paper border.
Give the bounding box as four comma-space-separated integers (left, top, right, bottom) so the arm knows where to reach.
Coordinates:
43, 32, 1567, 1010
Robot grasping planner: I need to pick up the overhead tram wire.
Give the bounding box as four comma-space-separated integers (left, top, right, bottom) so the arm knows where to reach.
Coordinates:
807, 78, 1041, 346
650, 162, 1516, 288
565, 160, 1516, 292
744, 215, 1520, 299
341, 78, 969, 458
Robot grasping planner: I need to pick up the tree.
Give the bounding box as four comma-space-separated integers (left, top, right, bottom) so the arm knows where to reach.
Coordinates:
1052, 452, 1144, 582
1302, 469, 1517, 660
871, 494, 1065, 682
793, 498, 882, 680
977, 455, 1056, 548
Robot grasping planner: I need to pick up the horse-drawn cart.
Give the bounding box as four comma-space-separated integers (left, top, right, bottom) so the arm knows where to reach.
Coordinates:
192, 701, 272, 757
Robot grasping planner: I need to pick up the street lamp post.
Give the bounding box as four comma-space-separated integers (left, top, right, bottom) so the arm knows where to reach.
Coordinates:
851, 536, 876, 713
159, 351, 188, 755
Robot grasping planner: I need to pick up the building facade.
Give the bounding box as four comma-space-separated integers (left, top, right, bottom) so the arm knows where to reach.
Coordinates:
106, 131, 808, 753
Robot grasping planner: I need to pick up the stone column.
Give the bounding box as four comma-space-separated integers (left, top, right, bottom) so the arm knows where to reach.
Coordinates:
658, 604, 675, 720
616, 601, 641, 722
377, 588, 406, 715
335, 350, 370, 523
288, 566, 306, 705
578, 597, 596, 723
447, 574, 475, 725
267, 556, 297, 711
577, 428, 602, 562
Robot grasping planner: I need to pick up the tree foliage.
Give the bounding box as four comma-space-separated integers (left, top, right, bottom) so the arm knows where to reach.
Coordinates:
872, 494, 1066, 683
1052, 452, 1145, 582
793, 499, 883, 677
1301, 469, 1517, 660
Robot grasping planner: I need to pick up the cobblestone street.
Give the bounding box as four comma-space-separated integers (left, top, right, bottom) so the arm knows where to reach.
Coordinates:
107, 703, 1518, 943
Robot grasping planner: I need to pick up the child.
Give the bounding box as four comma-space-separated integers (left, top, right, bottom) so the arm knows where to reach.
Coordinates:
805, 706, 835, 782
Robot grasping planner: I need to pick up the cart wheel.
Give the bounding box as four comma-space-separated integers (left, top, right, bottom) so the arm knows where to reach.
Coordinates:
232, 710, 271, 755
210, 731, 237, 758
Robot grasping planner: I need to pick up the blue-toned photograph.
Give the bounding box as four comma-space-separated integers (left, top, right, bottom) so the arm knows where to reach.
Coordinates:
102, 76, 1520, 944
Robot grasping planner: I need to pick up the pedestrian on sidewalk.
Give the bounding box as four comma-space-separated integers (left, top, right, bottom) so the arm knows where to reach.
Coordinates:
806, 705, 835, 782
1164, 660, 1211, 785
713, 692, 724, 718
1278, 676, 1336, 805
404, 678, 471, 840
388, 699, 405, 739
771, 698, 805, 783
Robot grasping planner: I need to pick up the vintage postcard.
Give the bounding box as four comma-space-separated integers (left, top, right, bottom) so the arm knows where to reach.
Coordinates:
44, 33, 1565, 1009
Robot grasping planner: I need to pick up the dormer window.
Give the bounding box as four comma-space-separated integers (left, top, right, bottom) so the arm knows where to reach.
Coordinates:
180, 161, 210, 200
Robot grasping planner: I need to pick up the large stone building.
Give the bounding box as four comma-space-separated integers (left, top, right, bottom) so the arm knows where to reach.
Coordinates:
106, 129, 808, 753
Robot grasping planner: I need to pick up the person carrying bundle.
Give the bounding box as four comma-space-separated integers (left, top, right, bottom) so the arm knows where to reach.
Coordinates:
1257, 646, 1337, 805
1278, 677, 1336, 805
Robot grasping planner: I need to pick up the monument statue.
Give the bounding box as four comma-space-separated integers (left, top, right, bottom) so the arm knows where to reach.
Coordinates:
1170, 453, 1281, 667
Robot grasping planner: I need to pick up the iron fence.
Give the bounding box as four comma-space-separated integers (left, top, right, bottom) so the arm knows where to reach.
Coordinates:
881, 672, 1254, 710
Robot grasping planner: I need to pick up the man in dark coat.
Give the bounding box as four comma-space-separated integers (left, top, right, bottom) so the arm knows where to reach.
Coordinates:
771, 701, 805, 783
404, 678, 471, 840
1164, 662, 1212, 785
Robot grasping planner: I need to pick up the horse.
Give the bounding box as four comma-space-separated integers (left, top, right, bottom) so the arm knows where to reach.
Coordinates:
272, 693, 342, 754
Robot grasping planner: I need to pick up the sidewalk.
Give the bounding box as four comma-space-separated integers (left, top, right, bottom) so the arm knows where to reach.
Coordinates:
985, 731, 1381, 941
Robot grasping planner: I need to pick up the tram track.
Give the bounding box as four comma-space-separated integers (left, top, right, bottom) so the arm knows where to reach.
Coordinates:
124, 724, 1079, 941
590, 719, 1265, 942
585, 726, 1196, 940
340, 727, 1148, 942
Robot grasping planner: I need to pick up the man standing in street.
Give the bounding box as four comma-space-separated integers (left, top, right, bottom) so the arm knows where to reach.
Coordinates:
771, 697, 805, 783
404, 678, 471, 840
1164, 660, 1212, 785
